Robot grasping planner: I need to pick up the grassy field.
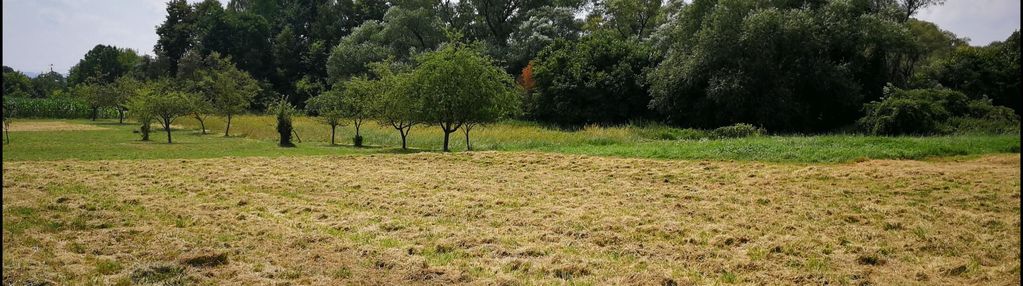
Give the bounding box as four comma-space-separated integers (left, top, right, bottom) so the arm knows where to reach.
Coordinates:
2, 119, 1021, 284
3, 117, 1019, 162
3, 152, 1019, 284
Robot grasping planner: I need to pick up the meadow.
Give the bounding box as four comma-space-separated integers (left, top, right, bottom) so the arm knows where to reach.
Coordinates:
4, 117, 1017, 163
2, 119, 1021, 285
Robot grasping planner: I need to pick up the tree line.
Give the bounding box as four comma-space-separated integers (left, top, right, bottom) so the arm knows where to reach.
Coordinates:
3, 0, 1020, 143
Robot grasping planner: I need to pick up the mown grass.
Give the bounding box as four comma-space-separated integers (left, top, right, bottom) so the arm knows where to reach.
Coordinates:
3, 117, 1019, 162
3, 152, 1019, 284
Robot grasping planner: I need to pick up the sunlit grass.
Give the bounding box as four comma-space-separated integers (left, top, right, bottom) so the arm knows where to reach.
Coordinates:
2, 117, 1018, 162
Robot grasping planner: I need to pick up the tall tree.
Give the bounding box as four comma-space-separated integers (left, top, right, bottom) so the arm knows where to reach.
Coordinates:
895, 0, 945, 22
155, 0, 196, 75
380, 4, 448, 58
531, 31, 654, 126
506, 6, 582, 73
326, 22, 392, 83
915, 31, 1021, 114
3, 68, 34, 98
589, 0, 664, 39
31, 71, 68, 98
648, 0, 915, 131
68, 45, 141, 86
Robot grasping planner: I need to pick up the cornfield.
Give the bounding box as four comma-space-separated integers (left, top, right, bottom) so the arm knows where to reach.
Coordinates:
4, 97, 118, 119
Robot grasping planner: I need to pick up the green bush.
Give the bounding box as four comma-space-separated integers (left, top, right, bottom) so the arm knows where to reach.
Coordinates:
4, 97, 118, 119
637, 125, 714, 141
859, 87, 1019, 135
712, 123, 764, 138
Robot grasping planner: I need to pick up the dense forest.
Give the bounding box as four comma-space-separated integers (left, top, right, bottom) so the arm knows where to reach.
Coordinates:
3, 0, 1020, 136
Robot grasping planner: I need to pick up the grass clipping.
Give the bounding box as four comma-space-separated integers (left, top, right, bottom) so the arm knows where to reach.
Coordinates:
2, 152, 1020, 284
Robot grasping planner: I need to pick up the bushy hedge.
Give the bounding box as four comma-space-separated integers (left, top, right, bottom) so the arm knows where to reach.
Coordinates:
3, 96, 118, 119
859, 87, 1019, 135
640, 123, 764, 140
712, 123, 764, 138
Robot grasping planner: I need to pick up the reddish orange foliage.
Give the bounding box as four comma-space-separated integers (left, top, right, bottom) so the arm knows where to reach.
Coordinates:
518, 61, 536, 93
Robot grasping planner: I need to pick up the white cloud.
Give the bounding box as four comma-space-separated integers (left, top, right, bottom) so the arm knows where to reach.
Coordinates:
916, 0, 1021, 45
2, 0, 221, 74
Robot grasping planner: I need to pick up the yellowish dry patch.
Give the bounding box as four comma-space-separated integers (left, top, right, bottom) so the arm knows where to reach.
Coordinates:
6, 121, 109, 132
2, 153, 1019, 285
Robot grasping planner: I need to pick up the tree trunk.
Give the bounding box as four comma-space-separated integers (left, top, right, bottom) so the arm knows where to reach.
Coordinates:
118, 109, 125, 124
197, 115, 207, 134
400, 128, 408, 150
353, 119, 363, 147
91, 107, 98, 121
463, 124, 473, 151
355, 121, 361, 138
443, 130, 451, 152
330, 124, 336, 145
141, 124, 149, 141
163, 120, 172, 144
224, 114, 232, 137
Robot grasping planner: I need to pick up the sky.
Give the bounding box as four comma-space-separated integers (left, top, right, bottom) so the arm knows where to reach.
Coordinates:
2, 0, 1020, 76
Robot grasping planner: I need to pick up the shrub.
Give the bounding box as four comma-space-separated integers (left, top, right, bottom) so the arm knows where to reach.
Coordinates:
268, 98, 298, 147
638, 126, 712, 141
712, 123, 764, 138
947, 101, 1020, 134
859, 87, 1019, 135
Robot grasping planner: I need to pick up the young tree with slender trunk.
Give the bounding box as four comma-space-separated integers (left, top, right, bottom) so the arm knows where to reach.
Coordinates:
126, 85, 156, 141
73, 82, 105, 121
150, 90, 192, 144
112, 76, 142, 124
340, 76, 379, 147
200, 52, 259, 137
185, 92, 214, 134
410, 43, 519, 152
372, 65, 420, 150
129, 80, 192, 143
306, 88, 345, 145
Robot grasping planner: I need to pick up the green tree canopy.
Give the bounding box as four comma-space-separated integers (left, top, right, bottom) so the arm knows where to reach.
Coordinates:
648, 0, 915, 131
914, 31, 1020, 114
3, 67, 34, 98
31, 71, 68, 98
306, 88, 346, 145
197, 52, 261, 136
410, 43, 519, 151
68, 45, 141, 86
530, 31, 654, 126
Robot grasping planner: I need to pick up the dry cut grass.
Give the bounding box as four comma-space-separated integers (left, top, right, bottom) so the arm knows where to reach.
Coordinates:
6, 121, 110, 132
2, 153, 1020, 285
